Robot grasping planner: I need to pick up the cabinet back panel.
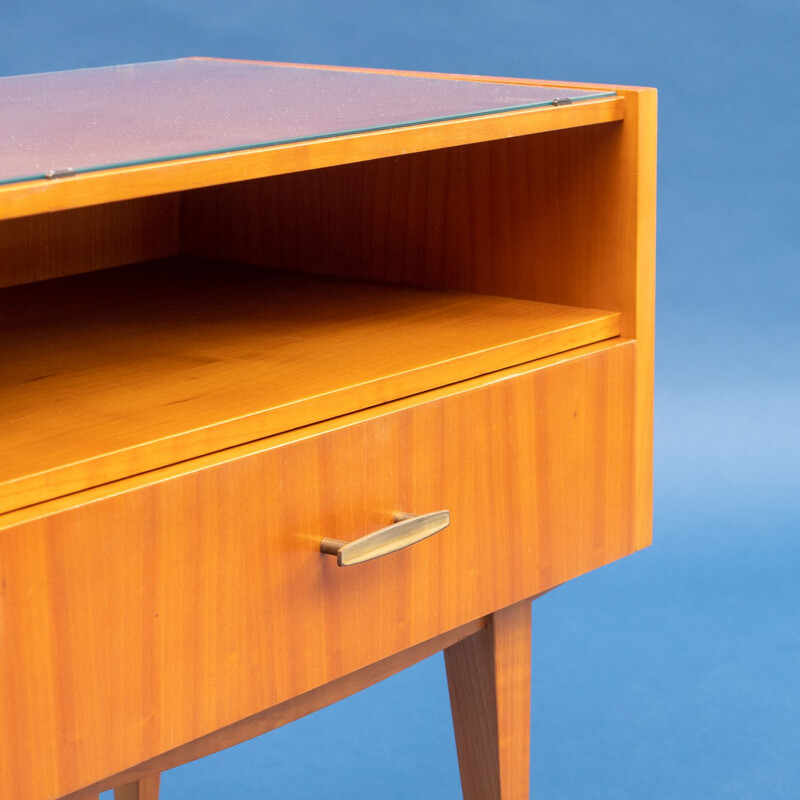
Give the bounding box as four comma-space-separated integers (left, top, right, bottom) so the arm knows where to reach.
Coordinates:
0, 195, 179, 289
181, 123, 632, 329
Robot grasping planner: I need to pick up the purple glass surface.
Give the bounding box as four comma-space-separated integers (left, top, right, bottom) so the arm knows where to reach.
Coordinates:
0, 58, 613, 185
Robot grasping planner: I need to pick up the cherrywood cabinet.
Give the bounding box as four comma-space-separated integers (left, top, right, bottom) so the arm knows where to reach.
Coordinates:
0, 58, 656, 799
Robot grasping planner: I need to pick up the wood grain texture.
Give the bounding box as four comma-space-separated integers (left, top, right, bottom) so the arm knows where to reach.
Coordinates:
445, 599, 532, 800
0, 97, 623, 221
184, 85, 656, 551
59, 617, 487, 799
0, 257, 618, 514
627, 89, 657, 552
0, 340, 636, 800
113, 775, 160, 800
184, 109, 635, 318
0, 63, 655, 800
0, 196, 179, 289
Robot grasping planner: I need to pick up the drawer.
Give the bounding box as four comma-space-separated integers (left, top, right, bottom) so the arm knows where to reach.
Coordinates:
0, 340, 636, 799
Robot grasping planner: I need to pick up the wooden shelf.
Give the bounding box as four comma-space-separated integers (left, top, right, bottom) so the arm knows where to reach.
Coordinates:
0, 257, 620, 513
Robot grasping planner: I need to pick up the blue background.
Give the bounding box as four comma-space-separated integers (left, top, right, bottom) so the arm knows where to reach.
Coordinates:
4, 1, 799, 797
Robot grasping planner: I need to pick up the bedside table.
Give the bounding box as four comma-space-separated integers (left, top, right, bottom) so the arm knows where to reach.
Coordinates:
0, 58, 656, 800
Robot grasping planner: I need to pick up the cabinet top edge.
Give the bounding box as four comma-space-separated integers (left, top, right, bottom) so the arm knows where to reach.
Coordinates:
234, 57, 657, 94
0, 58, 627, 220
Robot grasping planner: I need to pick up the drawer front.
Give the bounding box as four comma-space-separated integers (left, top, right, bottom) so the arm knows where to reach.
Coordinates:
0, 341, 636, 799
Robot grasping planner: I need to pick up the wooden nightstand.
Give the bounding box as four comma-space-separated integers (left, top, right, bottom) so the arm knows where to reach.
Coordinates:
0, 58, 656, 800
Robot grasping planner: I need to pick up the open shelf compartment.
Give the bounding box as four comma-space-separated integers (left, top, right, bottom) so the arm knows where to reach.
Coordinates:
0, 257, 620, 513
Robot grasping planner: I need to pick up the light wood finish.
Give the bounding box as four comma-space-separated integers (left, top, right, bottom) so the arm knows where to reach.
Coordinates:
184, 125, 634, 301
0, 337, 621, 530
0, 195, 179, 289
627, 90, 657, 550
0, 340, 635, 799
184, 85, 656, 551
0, 96, 623, 222
113, 775, 160, 800
0, 257, 619, 514
445, 600, 532, 800
0, 61, 655, 800
61, 617, 488, 800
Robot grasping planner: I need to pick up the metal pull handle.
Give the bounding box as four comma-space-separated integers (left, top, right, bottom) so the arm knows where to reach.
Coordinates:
320, 510, 450, 567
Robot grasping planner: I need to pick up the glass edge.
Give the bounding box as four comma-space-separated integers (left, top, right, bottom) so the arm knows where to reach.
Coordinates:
0, 57, 193, 82
0, 90, 617, 188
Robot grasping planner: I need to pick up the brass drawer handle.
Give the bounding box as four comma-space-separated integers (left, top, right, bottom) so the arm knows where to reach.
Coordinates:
320, 510, 450, 567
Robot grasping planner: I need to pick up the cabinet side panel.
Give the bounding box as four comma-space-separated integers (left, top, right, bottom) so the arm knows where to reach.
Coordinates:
629, 90, 657, 552
0, 342, 635, 800
0, 196, 180, 288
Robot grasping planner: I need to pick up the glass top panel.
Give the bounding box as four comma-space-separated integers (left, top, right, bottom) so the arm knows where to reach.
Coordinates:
0, 58, 614, 186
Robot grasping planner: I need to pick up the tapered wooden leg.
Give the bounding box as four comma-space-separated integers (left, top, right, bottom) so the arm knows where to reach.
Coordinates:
444, 599, 532, 800
113, 774, 160, 800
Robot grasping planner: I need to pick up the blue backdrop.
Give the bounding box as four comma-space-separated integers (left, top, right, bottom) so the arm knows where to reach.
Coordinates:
4, 1, 798, 797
